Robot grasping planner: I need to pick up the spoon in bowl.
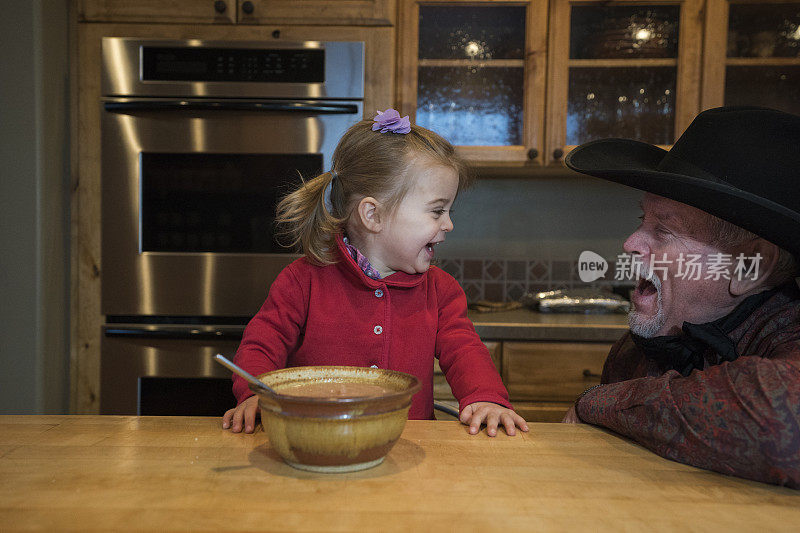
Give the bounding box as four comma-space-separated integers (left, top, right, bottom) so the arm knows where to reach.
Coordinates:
213, 354, 277, 395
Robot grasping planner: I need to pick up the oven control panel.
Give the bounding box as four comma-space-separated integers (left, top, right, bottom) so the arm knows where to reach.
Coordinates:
142, 46, 325, 83
102, 38, 363, 98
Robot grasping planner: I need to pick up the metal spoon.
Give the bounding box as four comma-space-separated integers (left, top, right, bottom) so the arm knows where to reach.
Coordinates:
213, 354, 277, 395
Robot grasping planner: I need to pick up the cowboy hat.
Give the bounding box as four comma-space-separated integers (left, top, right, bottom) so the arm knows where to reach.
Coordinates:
565, 106, 800, 257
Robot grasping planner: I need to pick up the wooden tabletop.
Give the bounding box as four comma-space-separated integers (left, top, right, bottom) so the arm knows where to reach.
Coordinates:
1, 416, 797, 532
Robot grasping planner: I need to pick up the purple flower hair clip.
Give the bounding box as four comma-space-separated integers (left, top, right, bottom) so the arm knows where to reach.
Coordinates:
372, 108, 411, 134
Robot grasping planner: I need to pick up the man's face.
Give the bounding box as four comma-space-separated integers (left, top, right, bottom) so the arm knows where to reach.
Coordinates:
625, 193, 737, 337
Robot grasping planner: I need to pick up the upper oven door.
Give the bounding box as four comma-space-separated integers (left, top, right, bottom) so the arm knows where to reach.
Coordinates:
100, 99, 363, 317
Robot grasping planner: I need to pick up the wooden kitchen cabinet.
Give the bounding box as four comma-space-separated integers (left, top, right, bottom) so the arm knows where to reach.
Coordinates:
78, 0, 238, 23
433, 340, 611, 423
546, 0, 703, 165
433, 341, 501, 402
701, 0, 800, 115
239, 0, 395, 26
398, 0, 549, 164
503, 341, 610, 422
502, 341, 608, 400
78, 0, 395, 25
398, 0, 704, 166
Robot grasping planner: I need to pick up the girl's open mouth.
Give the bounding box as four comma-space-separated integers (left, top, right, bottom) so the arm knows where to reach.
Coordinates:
425, 241, 442, 259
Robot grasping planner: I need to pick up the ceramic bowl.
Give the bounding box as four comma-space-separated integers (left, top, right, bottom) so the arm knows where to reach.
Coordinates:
254, 366, 421, 473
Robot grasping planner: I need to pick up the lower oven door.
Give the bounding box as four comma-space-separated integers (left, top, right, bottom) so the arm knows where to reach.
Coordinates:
101, 324, 244, 416
100, 98, 362, 317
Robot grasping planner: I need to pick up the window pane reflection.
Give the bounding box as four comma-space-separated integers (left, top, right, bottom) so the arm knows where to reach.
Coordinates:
567, 67, 676, 145
570, 6, 680, 59
417, 66, 524, 146
728, 4, 800, 57
725, 66, 800, 114
419, 5, 526, 60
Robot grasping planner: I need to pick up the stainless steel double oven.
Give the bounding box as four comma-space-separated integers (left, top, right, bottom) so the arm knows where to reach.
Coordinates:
99, 38, 364, 414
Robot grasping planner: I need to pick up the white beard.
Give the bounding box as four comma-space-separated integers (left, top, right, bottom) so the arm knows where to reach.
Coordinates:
629, 272, 667, 338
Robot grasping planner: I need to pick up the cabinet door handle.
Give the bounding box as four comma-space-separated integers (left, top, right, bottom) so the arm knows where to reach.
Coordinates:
527, 148, 539, 160
552, 148, 564, 160
242, 1, 254, 14
214, 1, 227, 13
582, 369, 601, 379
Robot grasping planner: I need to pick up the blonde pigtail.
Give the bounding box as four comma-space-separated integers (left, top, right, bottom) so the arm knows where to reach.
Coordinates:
275, 171, 344, 265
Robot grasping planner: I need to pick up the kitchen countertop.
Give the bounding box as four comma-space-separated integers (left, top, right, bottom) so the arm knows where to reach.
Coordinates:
468, 309, 629, 342
2, 416, 797, 531
105, 310, 631, 343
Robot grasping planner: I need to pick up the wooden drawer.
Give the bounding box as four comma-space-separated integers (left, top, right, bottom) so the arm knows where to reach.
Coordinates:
78, 0, 393, 25
513, 401, 573, 423
434, 400, 572, 424
78, 0, 237, 24
241, 0, 395, 26
433, 342, 501, 401
502, 342, 610, 402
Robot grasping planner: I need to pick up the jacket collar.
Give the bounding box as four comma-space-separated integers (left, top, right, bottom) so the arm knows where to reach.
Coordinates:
631, 281, 800, 375
334, 233, 427, 288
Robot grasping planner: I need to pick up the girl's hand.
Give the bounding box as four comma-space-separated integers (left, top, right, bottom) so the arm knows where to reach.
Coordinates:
222, 395, 260, 433
459, 402, 529, 437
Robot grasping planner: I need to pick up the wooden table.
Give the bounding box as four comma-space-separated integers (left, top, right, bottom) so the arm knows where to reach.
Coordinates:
1, 416, 797, 531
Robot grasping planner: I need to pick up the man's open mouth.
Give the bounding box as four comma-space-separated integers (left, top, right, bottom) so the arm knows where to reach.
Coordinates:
636, 276, 658, 297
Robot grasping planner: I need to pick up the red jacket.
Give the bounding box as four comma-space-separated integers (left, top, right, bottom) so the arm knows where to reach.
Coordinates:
232, 236, 512, 419
577, 283, 800, 488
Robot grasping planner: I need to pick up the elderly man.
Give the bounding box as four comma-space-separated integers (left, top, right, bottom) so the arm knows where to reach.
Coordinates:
563, 106, 800, 488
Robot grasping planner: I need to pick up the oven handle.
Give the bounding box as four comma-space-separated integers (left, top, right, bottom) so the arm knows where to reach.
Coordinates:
103, 325, 244, 340
103, 100, 359, 114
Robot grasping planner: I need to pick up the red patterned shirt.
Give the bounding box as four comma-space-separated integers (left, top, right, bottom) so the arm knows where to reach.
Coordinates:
342, 235, 382, 280
576, 283, 800, 488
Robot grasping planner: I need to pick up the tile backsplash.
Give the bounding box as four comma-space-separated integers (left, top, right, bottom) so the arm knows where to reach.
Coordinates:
427, 175, 643, 304
436, 257, 633, 303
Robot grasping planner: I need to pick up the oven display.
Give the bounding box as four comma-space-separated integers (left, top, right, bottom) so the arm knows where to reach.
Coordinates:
141, 47, 325, 83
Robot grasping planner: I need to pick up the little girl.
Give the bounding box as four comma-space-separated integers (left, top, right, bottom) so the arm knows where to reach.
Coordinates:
222, 109, 528, 437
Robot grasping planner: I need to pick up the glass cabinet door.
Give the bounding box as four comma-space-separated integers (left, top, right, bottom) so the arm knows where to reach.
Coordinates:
547, 0, 703, 165
398, 1, 548, 164
702, 0, 800, 114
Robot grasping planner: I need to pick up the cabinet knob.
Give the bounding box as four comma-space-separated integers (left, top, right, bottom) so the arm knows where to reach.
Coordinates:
272, 30, 281, 39
213, 0, 226, 13
527, 148, 539, 160
552, 148, 564, 160
242, 1, 254, 14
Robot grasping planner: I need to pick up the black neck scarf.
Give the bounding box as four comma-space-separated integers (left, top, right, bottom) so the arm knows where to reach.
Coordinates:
631, 283, 793, 376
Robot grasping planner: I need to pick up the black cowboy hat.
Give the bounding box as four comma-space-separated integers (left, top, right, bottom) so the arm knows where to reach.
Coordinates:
565, 106, 800, 257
